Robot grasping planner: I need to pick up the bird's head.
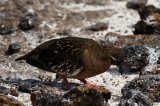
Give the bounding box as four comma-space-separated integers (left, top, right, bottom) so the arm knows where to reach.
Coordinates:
104, 46, 125, 75
101, 45, 124, 66
109, 48, 124, 66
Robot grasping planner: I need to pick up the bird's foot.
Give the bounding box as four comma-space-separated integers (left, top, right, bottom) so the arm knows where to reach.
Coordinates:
79, 79, 98, 87
63, 78, 71, 90
63, 78, 99, 90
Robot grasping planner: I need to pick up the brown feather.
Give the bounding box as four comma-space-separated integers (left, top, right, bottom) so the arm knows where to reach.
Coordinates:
16, 37, 124, 79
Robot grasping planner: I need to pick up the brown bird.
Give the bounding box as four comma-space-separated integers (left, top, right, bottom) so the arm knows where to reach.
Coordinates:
16, 37, 124, 89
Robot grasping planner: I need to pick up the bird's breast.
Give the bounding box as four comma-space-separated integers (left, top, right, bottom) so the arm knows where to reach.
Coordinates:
86, 58, 111, 75
83, 49, 111, 72
72, 60, 111, 79
71, 49, 111, 79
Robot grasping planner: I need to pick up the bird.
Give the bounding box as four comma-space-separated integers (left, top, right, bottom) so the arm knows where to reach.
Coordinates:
15, 37, 124, 89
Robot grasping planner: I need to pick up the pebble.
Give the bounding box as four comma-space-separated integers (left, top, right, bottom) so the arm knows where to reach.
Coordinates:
7, 42, 21, 55
18, 13, 38, 31
126, 0, 147, 10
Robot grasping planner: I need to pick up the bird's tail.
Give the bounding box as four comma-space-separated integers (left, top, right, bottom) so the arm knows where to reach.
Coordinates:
15, 55, 27, 61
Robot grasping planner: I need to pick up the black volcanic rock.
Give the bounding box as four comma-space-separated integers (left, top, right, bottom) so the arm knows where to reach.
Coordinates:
119, 45, 149, 74
121, 75, 160, 102
119, 90, 153, 106
138, 5, 160, 20
58, 85, 111, 106
133, 20, 160, 35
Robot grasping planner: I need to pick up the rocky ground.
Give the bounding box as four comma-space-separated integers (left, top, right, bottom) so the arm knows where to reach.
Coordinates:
0, 0, 160, 106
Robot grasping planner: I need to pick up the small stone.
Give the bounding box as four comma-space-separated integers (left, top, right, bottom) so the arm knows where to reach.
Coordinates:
85, 22, 108, 31
75, 0, 110, 5
18, 13, 38, 31
38, 74, 53, 82
46, 76, 53, 82
58, 0, 110, 5
126, 0, 147, 10
0, 26, 16, 35
10, 87, 19, 97
38, 74, 45, 81
0, 19, 17, 35
57, 30, 72, 36
7, 42, 21, 55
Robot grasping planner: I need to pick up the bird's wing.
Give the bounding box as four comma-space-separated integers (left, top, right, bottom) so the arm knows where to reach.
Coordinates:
16, 37, 96, 77
35, 38, 85, 77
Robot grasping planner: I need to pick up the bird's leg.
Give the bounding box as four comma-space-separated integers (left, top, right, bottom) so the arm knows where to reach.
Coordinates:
79, 79, 98, 87
63, 78, 71, 90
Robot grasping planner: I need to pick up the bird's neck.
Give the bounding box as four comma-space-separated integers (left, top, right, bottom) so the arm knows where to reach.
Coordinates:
97, 46, 116, 65
83, 47, 111, 73
88, 45, 110, 62
86, 43, 115, 65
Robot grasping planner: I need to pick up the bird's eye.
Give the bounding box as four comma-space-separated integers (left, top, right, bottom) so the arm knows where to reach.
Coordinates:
116, 57, 123, 63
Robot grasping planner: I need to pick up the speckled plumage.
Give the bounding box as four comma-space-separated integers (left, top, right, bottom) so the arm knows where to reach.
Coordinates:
16, 37, 124, 89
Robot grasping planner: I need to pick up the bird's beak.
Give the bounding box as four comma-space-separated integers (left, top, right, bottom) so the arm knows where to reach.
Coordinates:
110, 56, 116, 61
